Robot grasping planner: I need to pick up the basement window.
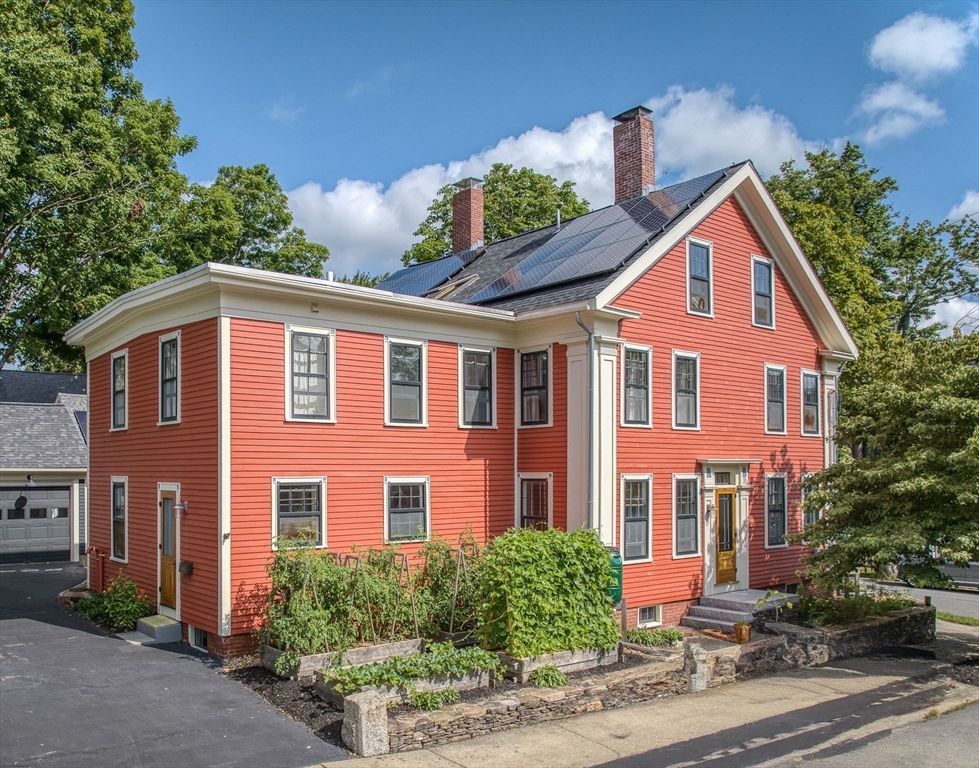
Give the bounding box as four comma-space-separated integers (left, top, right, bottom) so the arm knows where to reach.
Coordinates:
638, 605, 662, 628
189, 625, 208, 652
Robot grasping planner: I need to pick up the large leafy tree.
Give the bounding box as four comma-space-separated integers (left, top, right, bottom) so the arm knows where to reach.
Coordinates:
402, 163, 590, 266
799, 335, 979, 590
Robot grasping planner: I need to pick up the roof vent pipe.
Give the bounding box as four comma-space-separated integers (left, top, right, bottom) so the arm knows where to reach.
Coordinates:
325, 271, 335, 281
556, 200, 563, 232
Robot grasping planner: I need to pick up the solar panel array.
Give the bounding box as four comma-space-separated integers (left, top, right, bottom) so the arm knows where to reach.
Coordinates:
467, 169, 729, 304
376, 254, 465, 296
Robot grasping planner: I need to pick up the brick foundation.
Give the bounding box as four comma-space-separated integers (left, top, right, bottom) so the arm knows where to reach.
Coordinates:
207, 632, 258, 660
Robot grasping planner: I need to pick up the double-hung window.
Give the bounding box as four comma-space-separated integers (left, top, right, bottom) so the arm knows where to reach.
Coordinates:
273, 477, 327, 546
520, 349, 549, 426
687, 239, 712, 315
288, 327, 334, 421
765, 364, 786, 434
752, 257, 774, 327
111, 478, 127, 561
766, 474, 787, 547
385, 477, 430, 541
159, 332, 180, 424
673, 476, 700, 557
801, 473, 819, 527
111, 350, 127, 430
460, 347, 494, 427
621, 475, 652, 561
386, 339, 426, 425
517, 474, 551, 530
673, 351, 699, 429
622, 347, 651, 426
801, 371, 820, 436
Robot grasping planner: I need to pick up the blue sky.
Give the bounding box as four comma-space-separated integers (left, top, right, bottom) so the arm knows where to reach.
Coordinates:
131, 1, 978, 323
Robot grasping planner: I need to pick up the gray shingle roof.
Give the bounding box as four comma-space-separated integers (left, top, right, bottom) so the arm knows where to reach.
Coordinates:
0, 402, 88, 469
0, 371, 86, 404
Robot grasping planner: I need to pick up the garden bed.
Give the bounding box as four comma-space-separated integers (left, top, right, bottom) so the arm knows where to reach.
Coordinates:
261, 638, 426, 679
497, 646, 620, 683
315, 668, 491, 710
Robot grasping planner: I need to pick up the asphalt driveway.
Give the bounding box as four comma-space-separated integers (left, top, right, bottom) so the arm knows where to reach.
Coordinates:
0, 563, 346, 767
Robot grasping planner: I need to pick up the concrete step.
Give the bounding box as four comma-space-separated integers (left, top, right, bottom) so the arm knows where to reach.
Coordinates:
117, 630, 159, 646
687, 605, 754, 623
136, 614, 182, 643
699, 590, 799, 614
680, 616, 736, 633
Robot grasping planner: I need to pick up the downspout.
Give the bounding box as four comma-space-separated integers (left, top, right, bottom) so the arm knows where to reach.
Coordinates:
574, 313, 596, 535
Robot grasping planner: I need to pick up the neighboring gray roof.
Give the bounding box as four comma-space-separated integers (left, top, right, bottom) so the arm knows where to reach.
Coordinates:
0, 402, 88, 469
383, 164, 746, 314
0, 371, 86, 404
56, 394, 89, 442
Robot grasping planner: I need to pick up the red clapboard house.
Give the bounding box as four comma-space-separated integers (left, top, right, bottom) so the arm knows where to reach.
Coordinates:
65, 106, 857, 657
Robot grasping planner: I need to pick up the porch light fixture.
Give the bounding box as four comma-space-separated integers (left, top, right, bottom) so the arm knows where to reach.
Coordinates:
25, 475, 37, 488
175, 500, 189, 515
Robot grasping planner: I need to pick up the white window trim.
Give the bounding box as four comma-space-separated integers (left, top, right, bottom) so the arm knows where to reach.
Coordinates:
158, 330, 181, 426
271, 476, 328, 549
457, 345, 498, 429
671, 350, 701, 431
672, 473, 702, 559
515, 472, 553, 529
764, 472, 789, 549
620, 473, 653, 564
284, 325, 337, 423
800, 471, 820, 527
764, 363, 788, 436
516, 345, 553, 429
686, 237, 714, 318
750, 254, 776, 330
383, 475, 431, 543
384, 336, 428, 428
620, 344, 653, 428
800, 369, 821, 437
637, 604, 663, 628
110, 348, 128, 432
109, 476, 128, 563
187, 625, 208, 652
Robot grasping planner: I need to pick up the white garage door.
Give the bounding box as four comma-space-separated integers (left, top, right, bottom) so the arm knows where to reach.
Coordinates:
1, 487, 71, 563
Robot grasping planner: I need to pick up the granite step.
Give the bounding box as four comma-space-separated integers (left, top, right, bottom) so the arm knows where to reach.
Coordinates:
680, 616, 736, 633
686, 605, 754, 624
699, 589, 799, 614
136, 614, 182, 643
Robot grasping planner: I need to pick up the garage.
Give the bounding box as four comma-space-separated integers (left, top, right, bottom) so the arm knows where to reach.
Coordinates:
1, 487, 72, 563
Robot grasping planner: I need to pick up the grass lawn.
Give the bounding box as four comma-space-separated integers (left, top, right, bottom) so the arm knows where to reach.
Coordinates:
936, 611, 979, 627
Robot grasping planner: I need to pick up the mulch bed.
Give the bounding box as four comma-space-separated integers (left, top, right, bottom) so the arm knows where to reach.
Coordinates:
948, 657, 979, 688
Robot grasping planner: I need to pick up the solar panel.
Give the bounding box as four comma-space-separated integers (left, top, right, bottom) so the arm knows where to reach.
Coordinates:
376, 255, 464, 296
467, 168, 729, 304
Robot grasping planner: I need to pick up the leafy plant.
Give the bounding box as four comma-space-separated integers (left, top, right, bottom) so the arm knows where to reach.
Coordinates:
797, 593, 916, 627
734, 621, 751, 628
75, 574, 153, 632
408, 688, 460, 710
477, 528, 619, 657
528, 665, 567, 688
626, 628, 684, 647
74, 592, 110, 626
415, 530, 481, 635
755, 589, 790, 622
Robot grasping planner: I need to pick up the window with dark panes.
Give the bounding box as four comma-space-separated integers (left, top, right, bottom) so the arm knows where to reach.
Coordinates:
520, 478, 549, 529
160, 337, 178, 422
802, 373, 820, 435
387, 482, 427, 540
767, 476, 787, 546
674, 478, 699, 555
521, 351, 548, 425
675, 355, 698, 427
111, 482, 126, 559
112, 354, 126, 428
462, 350, 492, 425
7, 509, 25, 520
29, 508, 46, 519
390, 342, 423, 423
624, 349, 649, 424
688, 242, 711, 313
753, 260, 773, 326
276, 483, 323, 544
766, 367, 785, 432
292, 332, 330, 419
802, 476, 819, 527
623, 479, 650, 560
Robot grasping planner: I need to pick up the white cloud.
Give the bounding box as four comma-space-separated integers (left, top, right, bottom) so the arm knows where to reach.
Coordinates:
269, 102, 305, 124
948, 190, 979, 222
869, 11, 979, 82
932, 297, 979, 336
347, 66, 404, 98
857, 81, 945, 144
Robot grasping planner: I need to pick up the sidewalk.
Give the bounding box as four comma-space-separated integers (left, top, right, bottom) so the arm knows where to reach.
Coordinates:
339, 621, 979, 768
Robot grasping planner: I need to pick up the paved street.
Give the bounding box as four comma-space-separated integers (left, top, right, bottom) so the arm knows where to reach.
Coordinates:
867, 582, 979, 620
0, 564, 347, 767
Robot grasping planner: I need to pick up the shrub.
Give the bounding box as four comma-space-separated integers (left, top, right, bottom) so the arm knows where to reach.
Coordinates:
528, 664, 567, 688
408, 688, 460, 710
626, 628, 684, 647
415, 530, 481, 635
74, 574, 154, 632
74, 591, 110, 626
797, 593, 917, 626
477, 528, 619, 657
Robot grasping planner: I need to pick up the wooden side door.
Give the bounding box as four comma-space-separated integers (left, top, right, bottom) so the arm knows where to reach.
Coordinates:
715, 490, 737, 585
159, 491, 177, 610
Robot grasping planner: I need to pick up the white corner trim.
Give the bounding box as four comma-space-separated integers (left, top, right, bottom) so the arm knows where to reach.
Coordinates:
671, 473, 702, 559
685, 237, 715, 319
457, 345, 498, 429
515, 472, 554, 529
800, 369, 822, 437
750, 254, 776, 330
109, 348, 128, 432
763, 363, 788, 436
218, 316, 231, 636
157, 330, 181, 426
620, 473, 653, 564
516, 345, 553, 428
284, 324, 338, 423
671, 350, 701, 431
620, 344, 653, 428
384, 336, 429, 427
383, 475, 431, 543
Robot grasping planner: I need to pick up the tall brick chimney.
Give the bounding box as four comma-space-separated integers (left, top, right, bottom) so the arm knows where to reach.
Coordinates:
612, 106, 655, 203
452, 177, 484, 254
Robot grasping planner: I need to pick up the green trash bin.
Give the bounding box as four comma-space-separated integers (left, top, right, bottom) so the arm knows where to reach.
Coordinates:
607, 546, 623, 605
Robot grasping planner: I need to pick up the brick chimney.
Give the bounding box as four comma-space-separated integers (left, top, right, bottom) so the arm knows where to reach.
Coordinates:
452, 177, 485, 254
612, 106, 655, 203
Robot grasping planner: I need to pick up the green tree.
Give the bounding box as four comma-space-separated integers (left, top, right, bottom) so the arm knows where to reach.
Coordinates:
163, 164, 329, 278
337, 270, 389, 288
402, 163, 590, 266
0, 0, 195, 371
798, 334, 979, 591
